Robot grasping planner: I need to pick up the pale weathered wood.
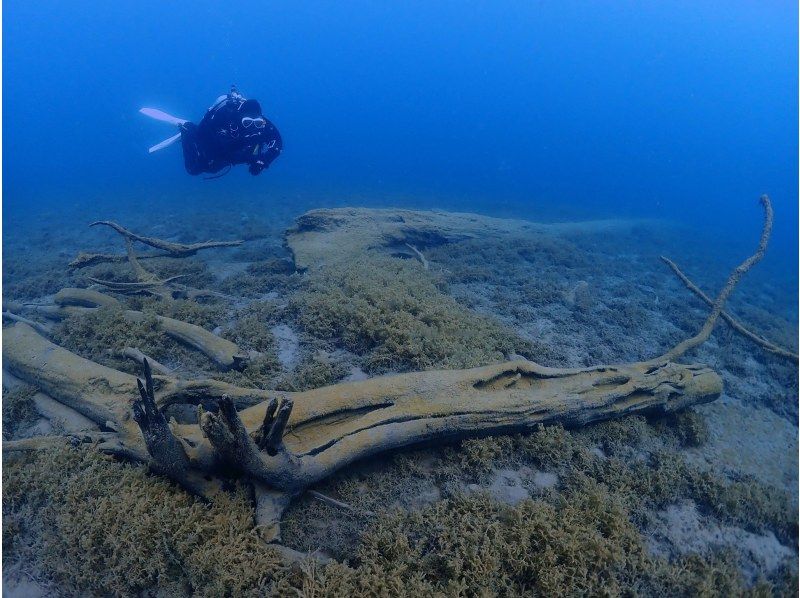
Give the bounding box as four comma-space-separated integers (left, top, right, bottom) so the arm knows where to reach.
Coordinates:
3, 321, 721, 495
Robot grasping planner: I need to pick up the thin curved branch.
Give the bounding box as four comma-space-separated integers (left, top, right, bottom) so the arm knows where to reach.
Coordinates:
405, 243, 429, 270
126, 238, 156, 283
661, 256, 797, 362
3, 436, 80, 452
90, 220, 243, 256
86, 275, 188, 292
652, 194, 773, 363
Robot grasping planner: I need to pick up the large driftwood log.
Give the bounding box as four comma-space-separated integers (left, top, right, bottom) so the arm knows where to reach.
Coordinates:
3, 321, 722, 481
3, 320, 721, 537
2, 196, 775, 542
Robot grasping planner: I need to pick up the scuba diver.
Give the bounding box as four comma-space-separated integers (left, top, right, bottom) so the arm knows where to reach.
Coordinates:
140, 86, 282, 177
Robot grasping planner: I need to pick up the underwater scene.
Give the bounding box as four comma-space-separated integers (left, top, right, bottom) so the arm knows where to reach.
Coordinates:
2, 1, 798, 596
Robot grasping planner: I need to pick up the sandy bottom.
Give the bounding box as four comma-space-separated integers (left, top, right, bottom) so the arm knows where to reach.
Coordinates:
3, 199, 797, 593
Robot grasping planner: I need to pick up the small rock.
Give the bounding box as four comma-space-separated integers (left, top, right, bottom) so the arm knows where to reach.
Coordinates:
532, 471, 558, 489
488, 469, 530, 505
344, 367, 369, 382
271, 324, 300, 370
591, 445, 607, 460
564, 280, 591, 310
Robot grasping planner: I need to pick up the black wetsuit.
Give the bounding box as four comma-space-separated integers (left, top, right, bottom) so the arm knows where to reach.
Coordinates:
180, 94, 282, 176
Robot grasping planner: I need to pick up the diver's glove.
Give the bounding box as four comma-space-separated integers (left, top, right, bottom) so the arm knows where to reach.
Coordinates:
248, 160, 266, 176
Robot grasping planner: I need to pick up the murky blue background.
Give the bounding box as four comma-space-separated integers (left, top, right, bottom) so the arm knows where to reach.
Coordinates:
4, 1, 797, 299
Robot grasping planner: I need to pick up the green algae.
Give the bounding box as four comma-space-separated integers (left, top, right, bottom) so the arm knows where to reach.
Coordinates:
282, 420, 796, 592
3, 448, 285, 597
217, 354, 283, 390
289, 255, 533, 373
6, 446, 793, 597
655, 409, 711, 448
54, 307, 167, 361
223, 300, 281, 353
132, 296, 228, 330
2, 385, 39, 440
275, 354, 348, 392
218, 258, 298, 298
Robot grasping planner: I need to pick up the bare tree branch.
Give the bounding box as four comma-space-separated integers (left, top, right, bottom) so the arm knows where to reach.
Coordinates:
652, 195, 774, 363
90, 220, 242, 256
661, 255, 797, 362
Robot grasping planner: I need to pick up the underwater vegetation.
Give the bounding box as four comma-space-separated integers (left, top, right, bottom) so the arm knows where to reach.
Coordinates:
2, 385, 39, 441
3, 424, 796, 596
289, 254, 533, 372
2, 200, 797, 595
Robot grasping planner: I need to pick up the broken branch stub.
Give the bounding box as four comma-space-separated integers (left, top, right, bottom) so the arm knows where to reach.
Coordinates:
132, 359, 192, 482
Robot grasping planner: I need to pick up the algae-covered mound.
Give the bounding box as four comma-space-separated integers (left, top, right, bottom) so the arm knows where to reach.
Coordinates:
339, 488, 746, 596
281, 419, 796, 592
285, 206, 647, 269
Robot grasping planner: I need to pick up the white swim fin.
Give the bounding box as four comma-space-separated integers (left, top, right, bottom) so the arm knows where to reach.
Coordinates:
139, 107, 188, 125
148, 132, 182, 153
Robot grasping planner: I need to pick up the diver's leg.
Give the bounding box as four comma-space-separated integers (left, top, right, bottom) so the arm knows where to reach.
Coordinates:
180, 123, 205, 175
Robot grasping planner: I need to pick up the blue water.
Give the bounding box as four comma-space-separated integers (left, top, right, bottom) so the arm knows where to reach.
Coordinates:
4, 1, 798, 290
